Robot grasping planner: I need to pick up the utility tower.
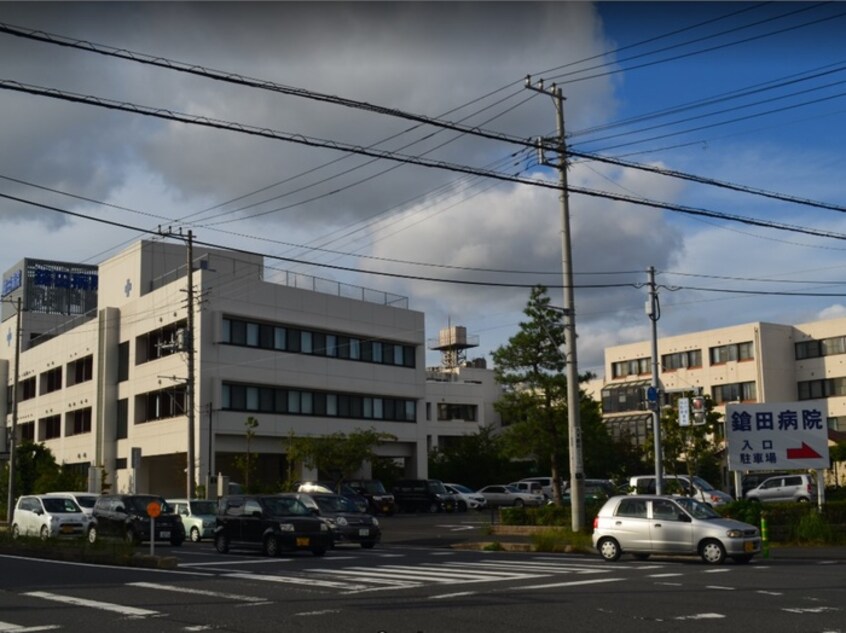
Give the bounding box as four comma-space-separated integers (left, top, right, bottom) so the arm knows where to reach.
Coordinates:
428, 325, 479, 374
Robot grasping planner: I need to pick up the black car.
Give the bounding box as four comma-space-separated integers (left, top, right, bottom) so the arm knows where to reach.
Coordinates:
296, 481, 369, 513
87, 494, 185, 546
347, 479, 396, 515
392, 479, 455, 513
290, 493, 381, 549
214, 494, 332, 557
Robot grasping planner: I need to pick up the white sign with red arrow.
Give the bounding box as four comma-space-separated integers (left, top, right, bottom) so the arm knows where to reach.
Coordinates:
725, 400, 831, 471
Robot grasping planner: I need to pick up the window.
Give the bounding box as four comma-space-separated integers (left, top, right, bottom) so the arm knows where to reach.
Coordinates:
116, 398, 128, 439
137, 386, 186, 423
67, 407, 92, 436
601, 383, 647, 414
799, 377, 846, 400
136, 320, 186, 364
118, 342, 129, 382
611, 357, 650, 378
711, 381, 757, 405
39, 367, 63, 395
437, 403, 478, 421
39, 414, 61, 440
796, 336, 846, 360
20, 421, 35, 442
66, 355, 93, 385
661, 349, 702, 371
710, 342, 754, 365
616, 498, 648, 518
20, 377, 36, 401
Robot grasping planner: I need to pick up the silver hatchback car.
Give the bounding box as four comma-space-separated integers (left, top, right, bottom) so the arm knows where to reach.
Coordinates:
592, 495, 761, 565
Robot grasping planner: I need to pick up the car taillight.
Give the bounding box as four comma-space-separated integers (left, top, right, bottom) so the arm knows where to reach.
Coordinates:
593, 516, 599, 529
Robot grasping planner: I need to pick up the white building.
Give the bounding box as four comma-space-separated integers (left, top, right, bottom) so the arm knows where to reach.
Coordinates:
1, 240, 498, 497
600, 320, 846, 482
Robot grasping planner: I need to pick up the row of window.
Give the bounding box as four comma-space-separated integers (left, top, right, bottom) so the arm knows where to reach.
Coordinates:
795, 336, 846, 360
611, 342, 755, 378
222, 382, 417, 422
798, 377, 846, 401
710, 381, 756, 405
222, 317, 416, 368
19, 407, 92, 442
11, 356, 94, 405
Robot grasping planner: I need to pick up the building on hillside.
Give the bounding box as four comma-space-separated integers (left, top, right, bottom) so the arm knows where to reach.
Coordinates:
600, 320, 846, 484
1, 240, 490, 498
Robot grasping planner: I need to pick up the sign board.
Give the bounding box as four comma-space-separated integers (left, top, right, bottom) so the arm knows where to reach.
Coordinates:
678, 397, 690, 427
726, 400, 830, 471
146, 501, 162, 518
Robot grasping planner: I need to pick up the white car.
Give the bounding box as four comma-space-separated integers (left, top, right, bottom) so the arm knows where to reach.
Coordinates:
43, 491, 99, 516
12, 494, 90, 540
444, 484, 487, 511
168, 498, 219, 542
477, 484, 545, 507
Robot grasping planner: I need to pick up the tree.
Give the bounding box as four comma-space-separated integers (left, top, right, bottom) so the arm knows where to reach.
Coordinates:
0, 441, 86, 516
492, 285, 584, 505
428, 425, 522, 489
233, 416, 259, 492
284, 427, 396, 488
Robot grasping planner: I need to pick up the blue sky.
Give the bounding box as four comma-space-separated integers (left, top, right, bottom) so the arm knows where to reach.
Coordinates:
1, 2, 846, 377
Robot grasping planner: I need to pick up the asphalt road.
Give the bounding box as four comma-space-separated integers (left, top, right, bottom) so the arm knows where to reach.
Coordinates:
0, 512, 843, 633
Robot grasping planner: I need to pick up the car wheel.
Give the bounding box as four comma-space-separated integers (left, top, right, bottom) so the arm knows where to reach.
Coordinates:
732, 554, 753, 564
457, 500, 468, 512
125, 529, 139, 545
514, 499, 524, 508
263, 535, 280, 557
87, 526, 97, 544
361, 541, 376, 549
215, 533, 230, 554
632, 553, 651, 561
700, 539, 726, 565
11, 524, 20, 540
797, 497, 810, 503
597, 537, 621, 562
40, 525, 50, 541
190, 527, 201, 542
311, 547, 327, 557
428, 501, 440, 513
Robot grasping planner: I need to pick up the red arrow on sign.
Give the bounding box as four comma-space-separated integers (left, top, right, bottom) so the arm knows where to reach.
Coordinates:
786, 442, 822, 460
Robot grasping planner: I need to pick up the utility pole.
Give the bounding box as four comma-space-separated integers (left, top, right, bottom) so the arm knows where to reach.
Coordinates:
186, 230, 196, 500
5, 297, 21, 523
526, 75, 584, 532
647, 266, 663, 495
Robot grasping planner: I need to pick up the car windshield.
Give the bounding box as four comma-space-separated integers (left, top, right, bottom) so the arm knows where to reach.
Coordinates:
261, 496, 311, 517
692, 476, 715, 491
126, 496, 169, 513
427, 481, 448, 494
450, 484, 474, 494
505, 485, 520, 493
675, 496, 720, 519
358, 481, 386, 494
42, 498, 82, 513
314, 495, 359, 513
190, 501, 217, 515
75, 496, 97, 509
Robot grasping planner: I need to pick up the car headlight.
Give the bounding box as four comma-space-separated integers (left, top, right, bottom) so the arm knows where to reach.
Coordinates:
320, 522, 329, 532
726, 529, 743, 538
278, 523, 295, 532
335, 516, 348, 526
372, 517, 380, 527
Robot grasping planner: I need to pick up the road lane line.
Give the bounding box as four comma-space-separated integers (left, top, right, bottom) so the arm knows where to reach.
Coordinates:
0, 623, 61, 632
674, 613, 725, 620
23, 591, 159, 617
224, 572, 368, 591
706, 586, 734, 591
127, 581, 269, 603
430, 591, 478, 600
516, 578, 625, 590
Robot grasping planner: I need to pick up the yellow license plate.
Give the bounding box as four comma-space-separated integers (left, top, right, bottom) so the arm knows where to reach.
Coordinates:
296, 537, 310, 547
61, 525, 74, 534
744, 541, 757, 552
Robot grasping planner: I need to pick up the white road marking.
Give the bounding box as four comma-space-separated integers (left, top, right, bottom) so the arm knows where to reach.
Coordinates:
224, 572, 368, 591
649, 573, 683, 578
706, 586, 734, 591
0, 622, 61, 632
782, 606, 840, 614
430, 591, 478, 600
757, 590, 783, 596
127, 581, 269, 603
674, 613, 725, 620
179, 558, 291, 567
444, 560, 610, 575
294, 610, 341, 617
516, 578, 625, 590
23, 591, 159, 617
703, 568, 730, 573
654, 582, 682, 587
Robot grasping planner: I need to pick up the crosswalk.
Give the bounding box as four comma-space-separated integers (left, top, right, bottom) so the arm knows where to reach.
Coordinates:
6, 555, 649, 630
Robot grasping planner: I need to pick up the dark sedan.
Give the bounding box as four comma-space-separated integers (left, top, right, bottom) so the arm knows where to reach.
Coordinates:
287, 493, 381, 549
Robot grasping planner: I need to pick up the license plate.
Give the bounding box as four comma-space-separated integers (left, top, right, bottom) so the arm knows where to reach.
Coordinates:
160, 530, 170, 538
744, 541, 757, 552
358, 528, 370, 537
61, 525, 74, 534
296, 537, 310, 547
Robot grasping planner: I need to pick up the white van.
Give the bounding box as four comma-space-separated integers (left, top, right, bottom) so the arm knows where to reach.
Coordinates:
628, 474, 733, 506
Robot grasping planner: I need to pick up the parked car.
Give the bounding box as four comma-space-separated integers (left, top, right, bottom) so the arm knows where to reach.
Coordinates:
286, 493, 381, 548
87, 494, 185, 546
43, 491, 99, 516
444, 483, 487, 511
347, 479, 396, 515
592, 495, 761, 565
740, 471, 790, 497
477, 484, 545, 507
518, 476, 567, 498
745, 474, 816, 503
296, 481, 368, 513
392, 479, 456, 513
562, 479, 617, 502
12, 495, 91, 540
508, 481, 546, 498
628, 474, 733, 506
167, 498, 218, 542
214, 494, 332, 557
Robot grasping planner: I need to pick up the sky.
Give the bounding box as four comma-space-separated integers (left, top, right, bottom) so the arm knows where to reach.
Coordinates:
2, 2, 846, 379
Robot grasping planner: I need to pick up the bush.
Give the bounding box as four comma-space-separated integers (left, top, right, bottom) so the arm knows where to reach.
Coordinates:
531, 528, 593, 553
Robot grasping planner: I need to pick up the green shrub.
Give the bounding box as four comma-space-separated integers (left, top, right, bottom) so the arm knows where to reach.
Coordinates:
531, 528, 593, 553
793, 511, 836, 544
